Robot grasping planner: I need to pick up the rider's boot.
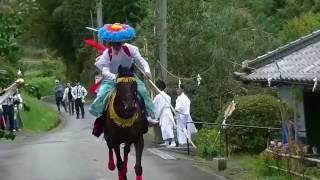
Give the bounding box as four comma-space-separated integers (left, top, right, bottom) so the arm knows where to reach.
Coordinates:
92, 116, 104, 137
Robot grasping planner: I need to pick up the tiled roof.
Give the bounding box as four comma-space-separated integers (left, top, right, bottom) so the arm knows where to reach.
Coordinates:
236, 29, 320, 83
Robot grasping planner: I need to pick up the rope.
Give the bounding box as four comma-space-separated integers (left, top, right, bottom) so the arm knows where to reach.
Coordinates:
157, 58, 316, 87
156, 58, 216, 81
157, 61, 194, 81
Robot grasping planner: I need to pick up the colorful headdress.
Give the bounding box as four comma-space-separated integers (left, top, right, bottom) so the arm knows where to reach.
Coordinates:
98, 23, 135, 42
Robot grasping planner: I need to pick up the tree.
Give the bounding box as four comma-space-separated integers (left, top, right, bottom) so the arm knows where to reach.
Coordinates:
0, 6, 22, 62
278, 12, 320, 43
20, 0, 149, 81
137, 0, 280, 122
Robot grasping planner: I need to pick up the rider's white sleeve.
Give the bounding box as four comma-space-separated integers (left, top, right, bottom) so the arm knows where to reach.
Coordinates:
131, 46, 151, 74
95, 50, 116, 80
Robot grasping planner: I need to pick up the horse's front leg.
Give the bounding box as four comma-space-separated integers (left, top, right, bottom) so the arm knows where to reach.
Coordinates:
134, 136, 144, 180
114, 144, 124, 180
107, 146, 115, 171
121, 143, 131, 177
105, 136, 116, 171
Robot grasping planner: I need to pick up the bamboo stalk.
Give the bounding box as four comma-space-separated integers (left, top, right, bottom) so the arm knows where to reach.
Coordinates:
266, 149, 320, 163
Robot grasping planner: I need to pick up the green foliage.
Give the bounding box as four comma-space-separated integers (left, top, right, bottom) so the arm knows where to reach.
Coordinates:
142, 0, 279, 123
253, 154, 288, 179
18, 46, 66, 98
193, 128, 220, 158
14, 0, 320, 138
217, 95, 283, 153
0, 130, 15, 140
24, 84, 41, 99
19, 0, 149, 81
134, 0, 320, 126
20, 92, 59, 132
278, 12, 320, 42
77, 45, 96, 87
244, 0, 320, 34
305, 167, 320, 178
0, 60, 15, 88
102, 0, 149, 25
26, 76, 56, 97
0, 7, 22, 62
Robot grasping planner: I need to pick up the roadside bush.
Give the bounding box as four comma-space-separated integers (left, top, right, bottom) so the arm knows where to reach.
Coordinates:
217, 94, 284, 153
24, 84, 41, 99
0, 60, 15, 88
0, 130, 15, 140
26, 76, 56, 97
193, 128, 220, 158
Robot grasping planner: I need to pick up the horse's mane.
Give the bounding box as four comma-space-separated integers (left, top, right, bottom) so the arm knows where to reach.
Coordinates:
117, 71, 134, 78
117, 65, 134, 78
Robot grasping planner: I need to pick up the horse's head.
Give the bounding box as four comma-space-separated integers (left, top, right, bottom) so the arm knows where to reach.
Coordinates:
116, 65, 137, 110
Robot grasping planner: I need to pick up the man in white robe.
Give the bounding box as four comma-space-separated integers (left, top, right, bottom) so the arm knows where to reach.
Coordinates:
175, 85, 197, 145
153, 80, 176, 147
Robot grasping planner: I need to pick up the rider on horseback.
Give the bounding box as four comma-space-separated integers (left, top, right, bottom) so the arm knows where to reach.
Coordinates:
89, 23, 157, 137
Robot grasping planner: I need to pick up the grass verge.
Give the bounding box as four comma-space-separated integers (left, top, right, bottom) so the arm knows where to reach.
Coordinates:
192, 154, 288, 180
20, 92, 60, 132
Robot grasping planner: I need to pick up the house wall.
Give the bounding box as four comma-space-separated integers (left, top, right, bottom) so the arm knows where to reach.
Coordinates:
278, 85, 306, 138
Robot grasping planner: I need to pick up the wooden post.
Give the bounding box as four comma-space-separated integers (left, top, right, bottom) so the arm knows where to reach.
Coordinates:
156, 0, 168, 83
96, 0, 103, 43
90, 10, 96, 42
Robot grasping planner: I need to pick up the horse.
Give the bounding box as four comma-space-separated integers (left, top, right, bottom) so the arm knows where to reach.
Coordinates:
103, 65, 145, 180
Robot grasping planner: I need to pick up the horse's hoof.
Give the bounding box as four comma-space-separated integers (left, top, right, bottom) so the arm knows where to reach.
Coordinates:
136, 175, 142, 180
108, 162, 115, 171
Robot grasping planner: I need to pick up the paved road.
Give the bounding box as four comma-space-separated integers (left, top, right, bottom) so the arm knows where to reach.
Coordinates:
0, 106, 222, 180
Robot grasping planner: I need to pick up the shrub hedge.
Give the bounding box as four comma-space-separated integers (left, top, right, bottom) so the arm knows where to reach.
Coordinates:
193, 128, 220, 158
217, 94, 284, 153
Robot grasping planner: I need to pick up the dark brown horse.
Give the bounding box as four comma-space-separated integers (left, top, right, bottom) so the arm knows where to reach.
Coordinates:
103, 66, 145, 180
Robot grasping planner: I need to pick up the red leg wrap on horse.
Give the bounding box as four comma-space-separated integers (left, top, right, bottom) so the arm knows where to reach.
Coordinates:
136, 175, 142, 180
108, 150, 115, 171
118, 172, 124, 180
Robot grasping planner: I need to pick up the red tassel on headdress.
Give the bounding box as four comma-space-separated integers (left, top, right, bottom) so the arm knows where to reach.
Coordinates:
84, 39, 107, 52
89, 79, 103, 95
84, 39, 106, 95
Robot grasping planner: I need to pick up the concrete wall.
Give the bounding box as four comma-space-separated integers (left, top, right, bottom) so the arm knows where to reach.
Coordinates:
278, 85, 306, 138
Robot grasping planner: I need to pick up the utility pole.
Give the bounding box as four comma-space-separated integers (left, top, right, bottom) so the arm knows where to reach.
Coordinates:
156, 0, 168, 83
96, 0, 103, 43
94, 0, 103, 84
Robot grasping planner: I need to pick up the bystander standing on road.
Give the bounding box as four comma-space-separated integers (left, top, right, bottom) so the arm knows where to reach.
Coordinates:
54, 80, 66, 112
63, 82, 75, 116
73, 81, 87, 119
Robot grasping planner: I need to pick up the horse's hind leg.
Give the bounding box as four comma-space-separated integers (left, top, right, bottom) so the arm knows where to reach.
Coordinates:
114, 144, 124, 180
134, 136, 144, 180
